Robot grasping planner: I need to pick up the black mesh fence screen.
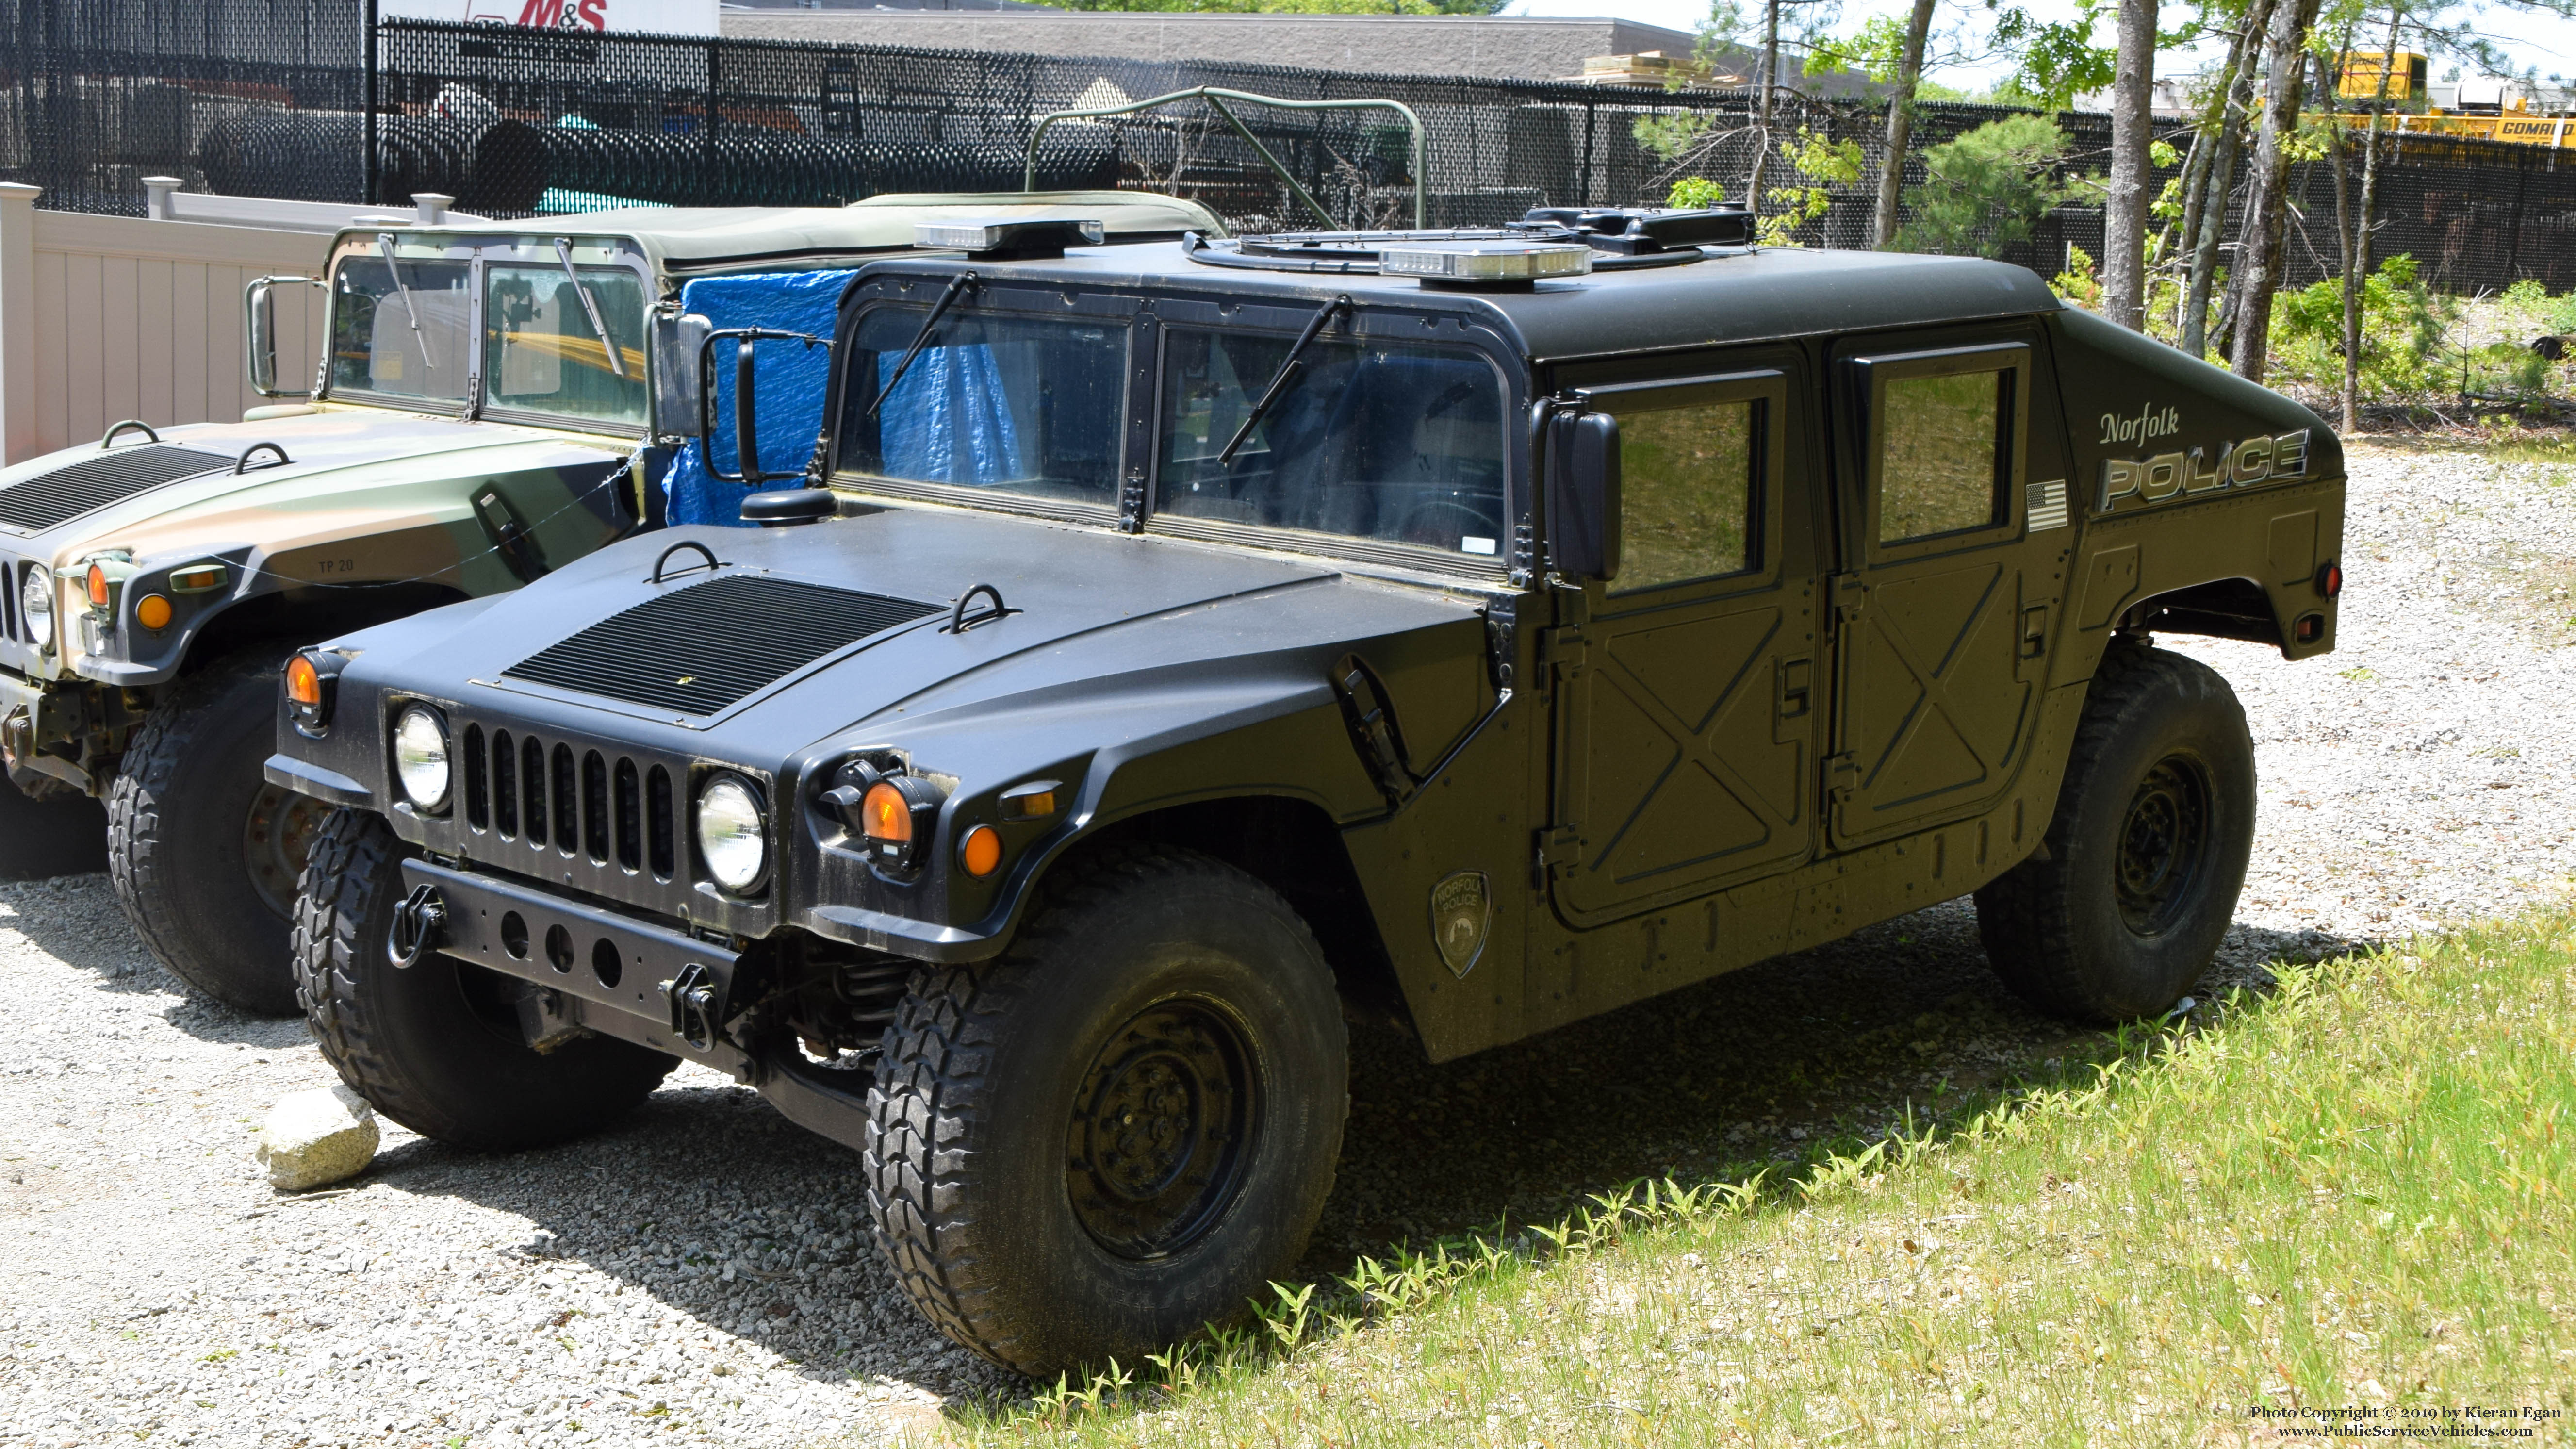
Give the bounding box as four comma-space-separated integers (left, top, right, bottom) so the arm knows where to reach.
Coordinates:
5, 2, 2574, 293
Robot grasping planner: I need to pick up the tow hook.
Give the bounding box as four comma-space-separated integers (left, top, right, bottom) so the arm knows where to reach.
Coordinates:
662, 963, 725, 1051
386, 884, 448, 969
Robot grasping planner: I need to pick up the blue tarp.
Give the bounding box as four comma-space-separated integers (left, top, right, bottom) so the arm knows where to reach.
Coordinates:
666, 268, 852, 527
878, 346, 1024, 487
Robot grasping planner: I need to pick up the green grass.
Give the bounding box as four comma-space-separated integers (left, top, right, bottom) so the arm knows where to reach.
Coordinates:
948, 917, 2576, 1447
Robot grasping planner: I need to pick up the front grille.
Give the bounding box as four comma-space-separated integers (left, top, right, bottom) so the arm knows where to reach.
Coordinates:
503, 573, 942, 716
462, 723, 679, 883
1, 559, 17, 642
0, 445, 231, 533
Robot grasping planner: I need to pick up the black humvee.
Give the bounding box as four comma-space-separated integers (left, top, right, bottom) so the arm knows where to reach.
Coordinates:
268, 211, 2346, 1376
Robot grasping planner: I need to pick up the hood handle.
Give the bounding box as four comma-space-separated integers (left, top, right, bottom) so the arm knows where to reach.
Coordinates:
232, 441, 292, 475
649, 540, 727, 584
945, 582, 1018, 634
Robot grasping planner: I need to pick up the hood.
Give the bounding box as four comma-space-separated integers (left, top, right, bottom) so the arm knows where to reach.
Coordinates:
355, 506, 1486, 765
0, 407, 630, 566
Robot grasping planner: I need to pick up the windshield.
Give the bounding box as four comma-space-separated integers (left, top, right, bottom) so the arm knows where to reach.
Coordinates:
329, 256, 471, 403
835, 308, 1127, 507
484, 263, 649, 427
1158, 330, 1508, 560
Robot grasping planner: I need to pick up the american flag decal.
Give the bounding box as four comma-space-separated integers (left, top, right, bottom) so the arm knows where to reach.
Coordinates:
2026, 478, 2069, 531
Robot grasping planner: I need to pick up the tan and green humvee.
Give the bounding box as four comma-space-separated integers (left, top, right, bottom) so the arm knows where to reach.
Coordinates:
0, 191, 1220, 1013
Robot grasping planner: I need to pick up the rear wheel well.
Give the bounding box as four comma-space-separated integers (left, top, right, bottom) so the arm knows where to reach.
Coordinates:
181, 582, 471, 675
2120, 577, 2281, 650
1063, 797, 1413, 1039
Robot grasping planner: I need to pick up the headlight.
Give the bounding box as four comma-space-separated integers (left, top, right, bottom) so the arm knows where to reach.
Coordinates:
19, 570, 53, 650
392, 705, 452, 811
696, 774, 768, 892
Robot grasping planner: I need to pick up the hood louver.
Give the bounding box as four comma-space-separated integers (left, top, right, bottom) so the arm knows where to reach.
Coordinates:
0, 445, 233, 533
503, 573, 944, 716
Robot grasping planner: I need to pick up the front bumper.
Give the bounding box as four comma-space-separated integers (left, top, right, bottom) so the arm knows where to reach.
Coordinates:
399, 856, 879, 1150
402, 856, 747, 1072
1, 667, 111, 795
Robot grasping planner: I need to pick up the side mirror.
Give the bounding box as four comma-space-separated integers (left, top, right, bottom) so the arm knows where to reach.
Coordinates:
696, 326, 830, 486
245, 275, 326, 398
652, 310, 712, 438
1546, 410, 1621, 581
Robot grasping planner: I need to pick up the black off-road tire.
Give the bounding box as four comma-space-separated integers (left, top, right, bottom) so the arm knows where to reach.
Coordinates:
864, 844, 1349, 1378
293, 807, 677, 1151
107, 649, 330, 1015
1974, 642, 2256, 1023
0, 776, 109, 880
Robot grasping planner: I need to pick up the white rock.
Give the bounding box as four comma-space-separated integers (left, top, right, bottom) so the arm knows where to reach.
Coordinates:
256, 1084, 380, 1191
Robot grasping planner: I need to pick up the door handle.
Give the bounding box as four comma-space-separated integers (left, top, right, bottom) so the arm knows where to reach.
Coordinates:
1774, 657, 1814, 746
2020, 605, 2048, 659
1776, 657, 1812, 718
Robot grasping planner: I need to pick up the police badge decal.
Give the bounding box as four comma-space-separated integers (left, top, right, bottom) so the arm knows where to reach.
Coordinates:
1430, 871, 1492, 979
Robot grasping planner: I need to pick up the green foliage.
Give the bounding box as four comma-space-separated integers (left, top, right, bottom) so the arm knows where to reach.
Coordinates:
2551, 287, 2576, 335
2051, 243, 2103, 309
2267, 253, 2445, 399
1632, 110, 1707, 165
1665, 177, 1727, 209
1895, 114, 2085, 258
1759, 128, 1865, 246
1806, 13, 1913, 82
1988, 3, 2115, 112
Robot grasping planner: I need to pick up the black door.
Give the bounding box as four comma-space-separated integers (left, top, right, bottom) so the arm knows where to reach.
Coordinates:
1548, 357, 1822, 925
1824, 329, 2073, 850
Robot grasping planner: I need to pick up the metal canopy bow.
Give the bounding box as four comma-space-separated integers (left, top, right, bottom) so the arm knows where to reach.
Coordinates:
1022, 87, 1427, 231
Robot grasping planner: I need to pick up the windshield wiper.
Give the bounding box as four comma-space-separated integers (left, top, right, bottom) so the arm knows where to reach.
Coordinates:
552, 237, 627, 380
376, 233, 435, 372
865, 271, 979, 418
1217, 294, 1350, 466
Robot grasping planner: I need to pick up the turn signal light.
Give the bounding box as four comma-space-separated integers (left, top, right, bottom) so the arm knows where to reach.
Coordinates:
858, 774, 946, 872
284, 649, 340, 738
861, 780, 914, 843
958, 825, 1003, 878
133, 593, 173, 631
285, 653, 325, 707
2315, 560, 2343, 598
85, 564, 110, 609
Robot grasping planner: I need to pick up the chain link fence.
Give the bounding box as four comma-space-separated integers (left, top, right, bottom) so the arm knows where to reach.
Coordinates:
5, 0, 2572, 291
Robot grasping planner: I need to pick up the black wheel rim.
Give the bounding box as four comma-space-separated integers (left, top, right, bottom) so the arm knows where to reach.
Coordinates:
2114, 752, 2213, 937
1066, 997, 1260, 1261
242, 782, 331, 921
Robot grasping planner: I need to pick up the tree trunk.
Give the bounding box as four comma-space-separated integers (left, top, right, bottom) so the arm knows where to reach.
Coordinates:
2344, 5, 2403, 433
1871, 0, 1940, 249
2228, 0, 2326, 383
1748, 0, 1781, 206
2183, 0, 2270, 358
2102, 0, 2158, 328
2169, 122, 2214, 329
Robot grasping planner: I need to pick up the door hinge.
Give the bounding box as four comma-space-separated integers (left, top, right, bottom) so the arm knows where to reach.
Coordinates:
1533, 824, 1580, 889
1538, 625, 1588, 674
1829, 573, 1867, 629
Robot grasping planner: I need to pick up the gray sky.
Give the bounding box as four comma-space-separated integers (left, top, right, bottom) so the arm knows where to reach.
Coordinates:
1499, 0, 2576, 87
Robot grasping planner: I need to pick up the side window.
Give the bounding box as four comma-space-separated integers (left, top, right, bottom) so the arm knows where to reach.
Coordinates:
1610, 398, 1759, 594
1855, 343, 2027, 552
1878, 369, 2008, 543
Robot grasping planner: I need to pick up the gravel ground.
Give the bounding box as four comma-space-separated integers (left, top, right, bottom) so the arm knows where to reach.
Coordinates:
4, 447, 2572, 1449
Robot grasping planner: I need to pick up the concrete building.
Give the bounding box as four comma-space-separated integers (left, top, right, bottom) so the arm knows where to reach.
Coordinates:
719, 9, 1717, 86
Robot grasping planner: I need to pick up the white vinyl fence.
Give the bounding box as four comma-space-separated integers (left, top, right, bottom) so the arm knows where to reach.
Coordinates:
0, 186, 469, 465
